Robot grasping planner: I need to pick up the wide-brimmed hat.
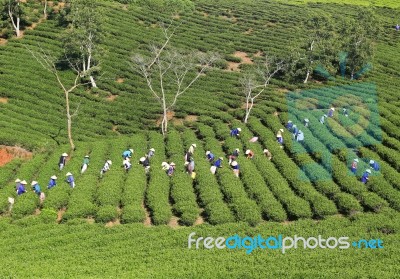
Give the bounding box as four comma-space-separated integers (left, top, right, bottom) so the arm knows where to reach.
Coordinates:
20, 180, 27, 185
84, 155, 89, 158
107, 160, 112, 165
161, 162, 168, 167
66, 172, 72, 176
324, 114, 327, 117
366, 169, 372, 174
129, 149, 134, 153
354, 158, 359, 162
304, 118, 309, 122
150, 148, 155, 152
219, 157, 223, 160
15, 179, 21, 183
331, 107, 335, 111
280, 129, 284, 132
245, 150, 251, 155
235, 148, 240, 152
51, 175, 57, 180
170, 162, 176, 166
31, 181, 37, 186
237, 128, 242, 132
263, 149, 269, 153
288, 120, 292, 123
62, 153, 68, 157
231, 161, 238, 167
191, 144, 197, 148
369, 160, 375, 164
206, 151, 210, 155
139, 157, 146, 162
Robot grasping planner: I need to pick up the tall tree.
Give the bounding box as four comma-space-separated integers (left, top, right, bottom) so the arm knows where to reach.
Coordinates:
340, 9, 378, 79
6, 0, 22, 37
27, 47, 90, 151
292, 14, 338, 83
63, 0, 103, 88
241, 55, 285, 123
132, 23, 218, 136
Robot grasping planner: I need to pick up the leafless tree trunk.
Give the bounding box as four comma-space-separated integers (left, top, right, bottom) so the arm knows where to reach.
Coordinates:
8, 0, 21, 37
43, 0, 47, 18
27, 47, 88, 151
132, 23, 218, 136
242, 55, 285, 123
303, 40, 314, 84
83, 32, 97, 88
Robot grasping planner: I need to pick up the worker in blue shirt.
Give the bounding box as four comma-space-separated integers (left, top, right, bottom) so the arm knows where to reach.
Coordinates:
351, 158, 359, 174
277, 129, 284, 145
17, 180, 27, 196
15, 178, 21, 191
369, 160, 380, 171
292, 125, 299, 137
122, 149, 134, 159
31, 181, 41, 196
328, 107, 335, 117
214, 157, 223, 168
66, 172, 75, 188
286, 120, 293, 130
231, 161, 240, 178
48, 175, 57, 189
206, 151, 215, 162
168, 162, 176, 176
230, 128, 241, 138
361, 169, 371, 184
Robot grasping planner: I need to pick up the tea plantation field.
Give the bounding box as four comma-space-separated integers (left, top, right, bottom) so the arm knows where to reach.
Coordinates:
0, 0, 399, 278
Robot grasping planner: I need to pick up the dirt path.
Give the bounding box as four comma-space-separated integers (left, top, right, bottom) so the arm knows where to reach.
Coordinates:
142, 201, 152, 227
168, 216, 180, 228
57, 208, 66, 223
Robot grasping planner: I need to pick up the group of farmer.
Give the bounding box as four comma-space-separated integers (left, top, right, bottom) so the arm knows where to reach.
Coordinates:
12, 107, 382, 202
285, 105, 381, 184
351, 158, 380, 184
99, 147, 157, 177
14, 152, 78, 200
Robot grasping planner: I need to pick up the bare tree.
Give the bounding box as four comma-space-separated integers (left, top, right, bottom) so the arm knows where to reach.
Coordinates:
132, 23, 218, 135
242, 55, 285, 123
43, 0, 47, 18
27, 47, 89, 151
8, 0, 21, 37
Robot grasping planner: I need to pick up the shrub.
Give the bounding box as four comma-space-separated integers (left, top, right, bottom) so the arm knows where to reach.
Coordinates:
121, 206, 146, 223
40, 208, 58, 224
335, 193, 363, 215
96, 205, 118, 223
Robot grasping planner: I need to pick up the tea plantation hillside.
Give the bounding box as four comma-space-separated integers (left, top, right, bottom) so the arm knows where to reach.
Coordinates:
0, 0, 399, 278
